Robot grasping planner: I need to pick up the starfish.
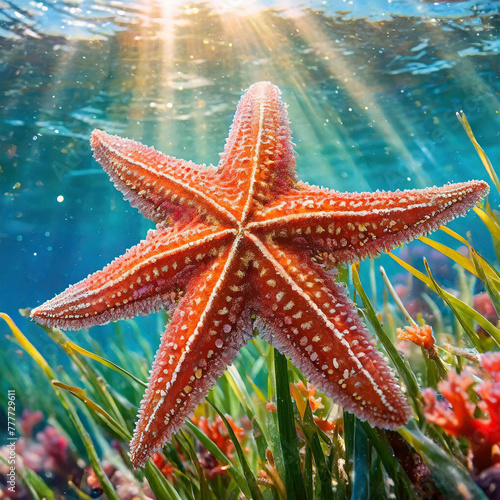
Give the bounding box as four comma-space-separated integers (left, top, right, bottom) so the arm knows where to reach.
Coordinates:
31, 82, 488, 468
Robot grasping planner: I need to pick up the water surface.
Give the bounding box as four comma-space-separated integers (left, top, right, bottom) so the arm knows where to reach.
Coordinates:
1, 0, 499, 349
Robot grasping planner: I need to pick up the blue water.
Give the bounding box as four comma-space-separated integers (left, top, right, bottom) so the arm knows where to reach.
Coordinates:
1, 0, 499, 353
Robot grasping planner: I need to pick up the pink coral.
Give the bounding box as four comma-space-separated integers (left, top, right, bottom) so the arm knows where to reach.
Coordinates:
35, 426, 68, 471
19, 410, 43, 438
0, 425, 70, 475
84, 462, 155, 500
423, 352, 500, 471
473, 292, 499, 325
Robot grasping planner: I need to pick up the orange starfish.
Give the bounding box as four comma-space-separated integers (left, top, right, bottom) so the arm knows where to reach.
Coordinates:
31, 82, 488, 468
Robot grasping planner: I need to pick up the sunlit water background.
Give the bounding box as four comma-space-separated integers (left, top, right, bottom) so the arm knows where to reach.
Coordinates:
1, 0, 500, 356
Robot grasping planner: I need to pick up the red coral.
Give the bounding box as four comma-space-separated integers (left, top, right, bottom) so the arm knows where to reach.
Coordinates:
191, 415, 245, 479
423, 352, 500, 471
313, 416, 337, 433
267, 383, 337, 433
152, 452, 175, 482
266, 402, 277, 412
196, 415, 244, 457
294, 381, 325, 413
397, 325, 435, 350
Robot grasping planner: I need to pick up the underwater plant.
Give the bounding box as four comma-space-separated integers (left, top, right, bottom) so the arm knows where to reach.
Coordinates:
1, 96, 500, 500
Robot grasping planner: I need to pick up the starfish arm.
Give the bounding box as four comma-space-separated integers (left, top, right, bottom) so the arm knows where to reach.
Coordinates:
217, 82, 297, 221
129, 242, 252, 468
91, 130, 237, 225
249, 180, 489, 264
31, 224, 235, 330
247, 234, 411, 429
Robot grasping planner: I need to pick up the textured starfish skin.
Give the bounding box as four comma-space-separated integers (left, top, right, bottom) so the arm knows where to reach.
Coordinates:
31, 82, 489, 468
